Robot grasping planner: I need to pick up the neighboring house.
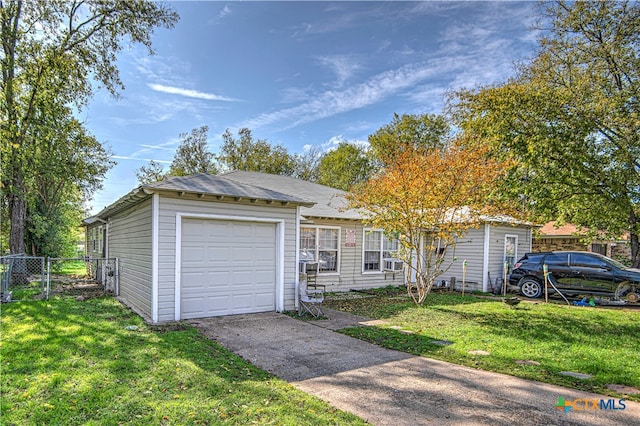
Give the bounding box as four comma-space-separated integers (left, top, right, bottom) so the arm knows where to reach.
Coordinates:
83, 171, 532, 323
533, 221, 632, 263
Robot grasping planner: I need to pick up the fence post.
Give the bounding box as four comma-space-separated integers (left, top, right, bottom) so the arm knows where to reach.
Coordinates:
114, 257, 119, 296
46, 257, 51, 300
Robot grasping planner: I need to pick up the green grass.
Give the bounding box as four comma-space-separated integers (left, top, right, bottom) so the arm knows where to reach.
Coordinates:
0, 297, 366, 425
50, 260, 87, 276
325, 290, 640, 401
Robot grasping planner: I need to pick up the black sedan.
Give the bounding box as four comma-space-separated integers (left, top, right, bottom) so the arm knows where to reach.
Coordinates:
508, 251, 640, 302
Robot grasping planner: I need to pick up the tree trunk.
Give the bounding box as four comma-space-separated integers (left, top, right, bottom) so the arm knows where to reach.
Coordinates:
8, 176, 26, 255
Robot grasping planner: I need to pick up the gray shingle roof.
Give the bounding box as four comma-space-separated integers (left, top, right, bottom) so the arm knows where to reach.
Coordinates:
221, 171, 363, 220
145, 173, 311, 204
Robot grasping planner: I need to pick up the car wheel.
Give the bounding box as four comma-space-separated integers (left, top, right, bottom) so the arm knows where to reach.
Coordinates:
615, 282, 639, 303
519, 277, 543, 299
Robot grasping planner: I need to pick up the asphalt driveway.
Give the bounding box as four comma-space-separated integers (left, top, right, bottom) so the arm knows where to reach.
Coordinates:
188, 310, 639, 426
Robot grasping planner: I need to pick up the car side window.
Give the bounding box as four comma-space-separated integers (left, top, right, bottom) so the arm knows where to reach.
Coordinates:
544, 253, 568, 266
571, 253, 608, 268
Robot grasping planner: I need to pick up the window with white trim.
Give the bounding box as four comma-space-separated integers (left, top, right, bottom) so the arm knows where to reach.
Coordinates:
300, 226, 340, 273
363, 230, 399, 272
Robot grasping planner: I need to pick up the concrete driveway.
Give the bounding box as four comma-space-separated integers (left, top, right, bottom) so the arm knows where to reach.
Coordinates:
188, 310, 639, 426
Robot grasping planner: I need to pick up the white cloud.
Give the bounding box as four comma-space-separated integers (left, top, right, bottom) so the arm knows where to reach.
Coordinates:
316, 55, 361, 87
219, 4, 231, 18
240, 60, 453, 131
147, 83, 237, 102
112, 155, 172, 164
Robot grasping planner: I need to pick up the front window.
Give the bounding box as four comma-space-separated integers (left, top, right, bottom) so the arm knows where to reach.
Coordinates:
300, 227, 339, 273
364, 230, 399, 272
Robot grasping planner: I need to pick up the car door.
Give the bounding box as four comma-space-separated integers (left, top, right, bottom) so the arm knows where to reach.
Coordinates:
569, 253, 615, 294
543, 253, 574, 290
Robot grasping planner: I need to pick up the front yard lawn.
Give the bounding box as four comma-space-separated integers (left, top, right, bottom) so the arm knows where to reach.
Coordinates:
325, 289, 640, 402
0, 297, 366, 425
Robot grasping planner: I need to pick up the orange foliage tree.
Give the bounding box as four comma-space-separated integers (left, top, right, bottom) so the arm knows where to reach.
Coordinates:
348, 141, 511, 304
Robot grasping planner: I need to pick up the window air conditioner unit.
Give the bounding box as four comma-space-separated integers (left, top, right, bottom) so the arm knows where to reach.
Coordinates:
383, 258, 404, 272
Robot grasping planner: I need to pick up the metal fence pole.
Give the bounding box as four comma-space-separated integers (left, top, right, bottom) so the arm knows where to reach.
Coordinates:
46, 257, 51, 300
114, 257, 119, 296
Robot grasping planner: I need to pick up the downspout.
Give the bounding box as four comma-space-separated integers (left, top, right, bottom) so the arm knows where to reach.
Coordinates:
151, 193, 159, 323
295, 206, 301, 310
104, 221, 109, 259
482, 223, 491, 292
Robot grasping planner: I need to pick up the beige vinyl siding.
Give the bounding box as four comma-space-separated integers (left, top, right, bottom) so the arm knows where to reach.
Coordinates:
157, 194, 298, 322
440, 227, 486, 292
304, 218, 405, 292
85, 224, 105, 259
425, 224, 532, 293
107, 197, 153, 320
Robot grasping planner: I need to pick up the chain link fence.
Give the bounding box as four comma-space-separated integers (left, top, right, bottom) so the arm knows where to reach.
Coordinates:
0, 256, 118, 302
1, 255, 46, 302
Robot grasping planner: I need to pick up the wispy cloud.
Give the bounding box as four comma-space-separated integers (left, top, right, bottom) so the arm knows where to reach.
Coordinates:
112, 155, 172, 164
316, 55, 361, 87
147, 83, 237, 102
129, 140, 180, 158
240, 60, 453, 131
322, 135, 369, 152
219, 4, 232, 18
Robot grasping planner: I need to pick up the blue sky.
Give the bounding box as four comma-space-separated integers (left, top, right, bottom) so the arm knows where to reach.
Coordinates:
84, 1, 541, 213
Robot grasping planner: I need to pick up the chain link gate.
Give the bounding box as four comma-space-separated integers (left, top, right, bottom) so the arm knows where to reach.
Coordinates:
0, 255, 46, 302
47, 257, 119, 299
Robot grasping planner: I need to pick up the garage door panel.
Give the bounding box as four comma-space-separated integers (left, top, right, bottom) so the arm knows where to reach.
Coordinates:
255, 292, 275, 307
181, 219, 277, 319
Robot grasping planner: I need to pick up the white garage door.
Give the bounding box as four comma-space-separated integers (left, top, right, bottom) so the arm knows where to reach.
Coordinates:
180, 218, 277, 319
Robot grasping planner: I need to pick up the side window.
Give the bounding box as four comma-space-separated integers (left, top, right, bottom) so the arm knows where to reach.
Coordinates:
571, 253, 607, 268
363, 230, 382, 271
544, 253, 568, 266
363, 230, 400, 272
299, 227, 339, 273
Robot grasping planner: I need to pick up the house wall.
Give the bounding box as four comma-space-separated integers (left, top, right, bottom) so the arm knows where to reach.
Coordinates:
611, 241, 632, 265
303, 218, 405, 292
434, 224, 532, 293
533, 237, 587, 253
157, 194, 299, 322
439, 227, 486, 291
533, 237, 632, 265
107, 197, 154, 320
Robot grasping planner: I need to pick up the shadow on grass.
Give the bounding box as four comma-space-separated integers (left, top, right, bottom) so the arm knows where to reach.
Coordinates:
325, 290, 486, 319
1, 296, 366, 425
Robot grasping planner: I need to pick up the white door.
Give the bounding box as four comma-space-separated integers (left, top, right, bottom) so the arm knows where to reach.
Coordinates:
180, 218, 277, 319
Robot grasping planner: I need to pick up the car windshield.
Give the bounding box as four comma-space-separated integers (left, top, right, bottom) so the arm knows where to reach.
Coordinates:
604, 256, 628, 270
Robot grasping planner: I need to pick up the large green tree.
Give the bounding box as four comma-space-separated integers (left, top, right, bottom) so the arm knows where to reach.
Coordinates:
135, 160, 166, 185
368, 113, 450, 166
317, 142, 373, 191
451, 0, 640, 266
219, 128, 296, 175
168, 126, 217, 176
1, 0, 178, 254
292, 145, 322, 183
22, 100, 114, 256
